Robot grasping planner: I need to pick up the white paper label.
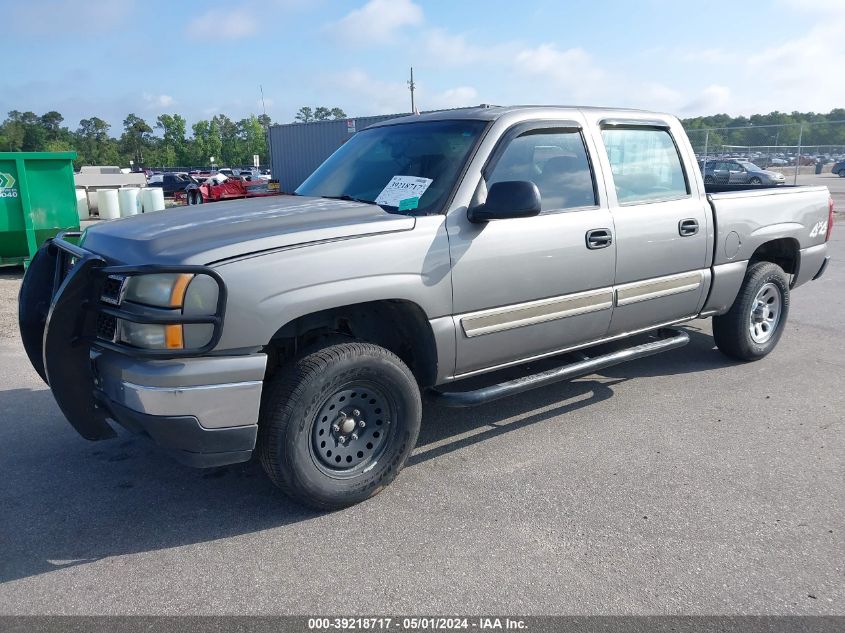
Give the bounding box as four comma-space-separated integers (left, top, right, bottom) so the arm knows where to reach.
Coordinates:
375, 175, 433, 207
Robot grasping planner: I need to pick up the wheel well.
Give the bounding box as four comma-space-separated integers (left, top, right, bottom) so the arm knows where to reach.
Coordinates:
749, 238, 799, 276
266, 300, 438, 387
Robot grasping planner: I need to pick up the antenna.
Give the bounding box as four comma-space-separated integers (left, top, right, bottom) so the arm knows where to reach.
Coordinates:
407, 67, 416, 114
259, 85, 267, 120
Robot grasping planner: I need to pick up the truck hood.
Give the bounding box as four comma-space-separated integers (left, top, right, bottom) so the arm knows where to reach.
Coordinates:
80, 195, 416, 265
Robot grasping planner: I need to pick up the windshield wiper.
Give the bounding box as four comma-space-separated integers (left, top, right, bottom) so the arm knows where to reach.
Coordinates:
320, 194, 378, 206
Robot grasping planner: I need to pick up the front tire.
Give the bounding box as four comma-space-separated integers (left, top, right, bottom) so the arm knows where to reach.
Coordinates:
258, 341, 422, 510
750, 177, 762, 185
713, 262, 790, 361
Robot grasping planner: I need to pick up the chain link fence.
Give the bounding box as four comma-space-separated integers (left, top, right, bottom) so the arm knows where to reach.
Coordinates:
684, 121, 845, 185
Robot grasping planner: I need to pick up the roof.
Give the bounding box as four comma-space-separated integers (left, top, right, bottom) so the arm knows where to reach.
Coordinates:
370, 104, 663, 128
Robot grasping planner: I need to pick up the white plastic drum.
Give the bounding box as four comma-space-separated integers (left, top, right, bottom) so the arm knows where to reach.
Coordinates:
140, 187, 165, 213
96, 189, 121, 220
75, 189, 89, 221
118, 187, 141, 217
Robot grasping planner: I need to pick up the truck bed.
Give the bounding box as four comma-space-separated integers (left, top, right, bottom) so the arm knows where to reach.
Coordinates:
706, 183, 831, 279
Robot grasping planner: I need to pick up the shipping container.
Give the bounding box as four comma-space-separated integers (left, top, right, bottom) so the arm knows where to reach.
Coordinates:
268, 114, 406, 193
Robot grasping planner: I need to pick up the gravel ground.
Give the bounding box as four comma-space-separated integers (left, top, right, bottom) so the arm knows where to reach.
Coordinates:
0, 270, 23, 341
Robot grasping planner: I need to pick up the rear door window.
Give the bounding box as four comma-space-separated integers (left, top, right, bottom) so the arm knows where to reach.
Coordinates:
600, 127, 689, 204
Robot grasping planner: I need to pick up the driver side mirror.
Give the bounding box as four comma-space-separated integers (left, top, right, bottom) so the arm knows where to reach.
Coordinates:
468, 180, 542, 223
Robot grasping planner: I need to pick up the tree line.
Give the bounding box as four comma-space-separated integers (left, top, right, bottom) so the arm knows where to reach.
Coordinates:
682, 109, 845, 149
0, 110, 273, 168
1, 106, 842, 168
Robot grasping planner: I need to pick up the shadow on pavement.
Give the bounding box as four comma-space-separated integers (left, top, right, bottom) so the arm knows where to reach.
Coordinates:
0, 267, 24, 281
0, 325, 732, 584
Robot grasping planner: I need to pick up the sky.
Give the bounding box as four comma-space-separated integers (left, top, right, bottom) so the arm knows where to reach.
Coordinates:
1, 0, 844, 133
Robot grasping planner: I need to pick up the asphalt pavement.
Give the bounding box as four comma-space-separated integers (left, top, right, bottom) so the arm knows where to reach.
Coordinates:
0, 232, 842, 615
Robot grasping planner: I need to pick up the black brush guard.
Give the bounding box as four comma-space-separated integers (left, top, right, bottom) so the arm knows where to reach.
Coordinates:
18, 233, 226, 441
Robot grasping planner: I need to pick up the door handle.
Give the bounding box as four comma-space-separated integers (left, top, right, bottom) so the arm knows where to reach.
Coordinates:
678, 219, 699, 236
586, 228, 613, 249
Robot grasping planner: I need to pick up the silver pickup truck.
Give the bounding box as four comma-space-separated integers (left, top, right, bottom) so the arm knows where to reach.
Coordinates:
19, 106, 834, 509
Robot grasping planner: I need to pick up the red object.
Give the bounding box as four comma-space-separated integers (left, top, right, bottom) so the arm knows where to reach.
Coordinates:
174, 178, 280, 204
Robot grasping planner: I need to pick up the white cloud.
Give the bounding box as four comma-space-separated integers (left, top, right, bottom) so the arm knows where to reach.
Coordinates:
680, 48, 730, 64
321, 69, 478, 115
744, 10, 845, 113
681, 85, 731, 115
425, 86, 478, 110
11, 0, 135, 33
513, 44, 605, 99
327, 0, 423, 47
422, 29, 487, 66
187, 9, 259, 39
327, 69, 410, 114
143, 93, 175, 109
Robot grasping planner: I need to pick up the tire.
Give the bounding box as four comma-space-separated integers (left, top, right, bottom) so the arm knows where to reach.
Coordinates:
712, 261, 790, 361
749, 177, 762, 185
838, 170, 845, 178
258, 340, 422, 510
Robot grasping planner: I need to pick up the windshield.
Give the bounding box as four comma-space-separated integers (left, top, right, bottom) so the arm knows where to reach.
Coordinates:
739, 161, 763, 172
296, 119, 488, 214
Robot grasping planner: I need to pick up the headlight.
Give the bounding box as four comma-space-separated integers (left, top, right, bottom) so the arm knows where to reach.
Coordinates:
123, 273, 194, 308
117, 321, 184, 349
108, 273, 220, 350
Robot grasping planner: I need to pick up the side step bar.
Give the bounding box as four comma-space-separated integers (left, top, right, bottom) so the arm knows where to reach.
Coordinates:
430, 328, 689, 408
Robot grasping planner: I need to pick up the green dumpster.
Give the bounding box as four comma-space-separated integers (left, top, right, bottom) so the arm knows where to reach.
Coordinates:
0, 151, 79, 267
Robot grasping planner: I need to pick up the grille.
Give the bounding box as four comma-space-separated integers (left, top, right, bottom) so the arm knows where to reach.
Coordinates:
96, 313, 118, 342
100, 275, 126, 305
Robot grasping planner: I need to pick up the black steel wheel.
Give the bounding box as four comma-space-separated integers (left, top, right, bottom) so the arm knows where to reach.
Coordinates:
309, 382, 395, 477
258, 340, 421, 510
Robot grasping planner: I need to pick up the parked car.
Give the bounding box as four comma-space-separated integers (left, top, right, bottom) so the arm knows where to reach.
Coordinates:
147, 172, 199, 197
701, 159, 786, 185
19, 106, 833, 510
832, 160, 845, 177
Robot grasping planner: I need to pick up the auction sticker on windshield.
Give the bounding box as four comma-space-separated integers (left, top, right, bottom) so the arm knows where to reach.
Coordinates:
375, 175, 433, 208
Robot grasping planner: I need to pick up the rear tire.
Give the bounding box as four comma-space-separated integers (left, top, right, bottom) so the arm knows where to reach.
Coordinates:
713, 262, 790, 361
258, 340, 422, 510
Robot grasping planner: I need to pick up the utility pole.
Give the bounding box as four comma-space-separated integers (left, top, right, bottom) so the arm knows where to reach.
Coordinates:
407, 67, 416, 114
794, 123, 804, 185
260, 84, 269, 170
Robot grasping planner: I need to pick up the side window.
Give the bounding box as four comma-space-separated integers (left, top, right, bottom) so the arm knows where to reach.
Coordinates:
487, 129, 596, 211
600, 127, 689, 204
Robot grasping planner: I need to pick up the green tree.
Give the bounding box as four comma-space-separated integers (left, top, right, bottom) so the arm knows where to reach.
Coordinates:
156, 113, 187, 166
296, 106, 346, 122
238, 115, 267, 165
121, 113, 153, 166
40, 111, 65, 141
294, 106, 314, 123
213, 114, 239, 165
76, 117, 114, 165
